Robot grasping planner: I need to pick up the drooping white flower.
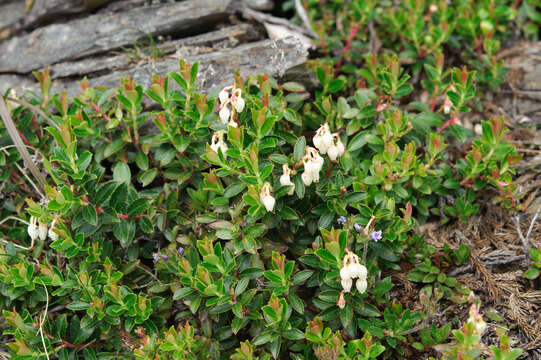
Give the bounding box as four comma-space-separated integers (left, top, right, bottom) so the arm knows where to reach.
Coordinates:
38, 221, 48, 241
302, 146, 324, 185
313, 123, 333, 154
280, 164, 295, 195
328, 133, 346, 162
349, 262, 367, 280
260, 182, 276, 212
27, 216, 39, 241
301, 171, 313, 186
228, 120, 238, 128
340, 266, 351, 282
48, 219, 58, 241
234, 96, 245, 113
356, 279, 368, 294
218, 85, 245, 125
219, 86, 232, 103
340, 250, 369, 293
328, 145, 339, 162
219, 104, 231, 124
341, 277, 352, 293
210, 131, 228, 156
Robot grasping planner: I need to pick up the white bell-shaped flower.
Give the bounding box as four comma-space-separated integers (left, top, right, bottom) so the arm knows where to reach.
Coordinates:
280, 164, 295, 195
341, 277, 352, 293
234, 96, 245, 113
328, 134, 345, 161
313, 123, 333, 154
340, 265, 351, 281
48, 219, 59, 241
328, 145, 340, 161
219, 105, 230, 124
349, 262, 367, 280
27, 216, 39, 241
260, 182, 275, 212
301, 171, 313, 186
219, 86, 232, 103
210, 131, 228, 156
38, 221, 48, 241
356, 279, 368, 294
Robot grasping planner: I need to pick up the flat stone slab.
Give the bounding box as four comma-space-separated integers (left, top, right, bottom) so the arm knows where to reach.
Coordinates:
48, 24, 261, 79
1, 36, 309, 102
0, 0, 231, 73
0, 0, 113, 39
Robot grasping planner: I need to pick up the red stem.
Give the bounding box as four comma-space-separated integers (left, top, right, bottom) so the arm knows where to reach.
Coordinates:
334, 23, 360, 78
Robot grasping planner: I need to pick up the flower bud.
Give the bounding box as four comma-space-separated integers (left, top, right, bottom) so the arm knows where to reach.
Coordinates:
337, 292, 346, 309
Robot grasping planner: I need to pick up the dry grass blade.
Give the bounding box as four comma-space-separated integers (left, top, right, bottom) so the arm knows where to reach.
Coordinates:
0, 96, 46, 193
294, 0, 318, 38
6, 97, 60, 131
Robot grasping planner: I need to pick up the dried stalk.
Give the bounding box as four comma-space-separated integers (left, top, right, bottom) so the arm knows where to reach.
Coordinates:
0, 96, 46, 194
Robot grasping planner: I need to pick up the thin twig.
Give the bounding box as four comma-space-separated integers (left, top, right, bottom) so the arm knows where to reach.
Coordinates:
37, 282, 50, 360
525, 207, 541, 245
0, 216, 35, 250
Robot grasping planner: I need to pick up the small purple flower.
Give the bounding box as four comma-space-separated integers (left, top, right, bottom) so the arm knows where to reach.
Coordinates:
178, 247, 184, 255
152, 253, 161, 261
337, 216, 347, 225
371, 230, 382, 241
354, 223, 362, 232
162, 255, 169, 260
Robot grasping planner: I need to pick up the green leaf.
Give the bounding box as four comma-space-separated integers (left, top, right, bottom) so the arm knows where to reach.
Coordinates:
315, 249, 337, 265
138, 168, 158, 187
524, 268, 540, 279
253, 331, 273, 346
292, 270, 313, 284
81, 205, 98, 226
264, 270, 283, 285
135, 152, 149, 171
283, 328, 305, 340
294, 136, 306, 162
104, 139, 125, 158
113, 162, 131, 183
128, 198, 149, 217
224, 183, 246, 198
327, 79, 345, 93
173, 287, 195, 300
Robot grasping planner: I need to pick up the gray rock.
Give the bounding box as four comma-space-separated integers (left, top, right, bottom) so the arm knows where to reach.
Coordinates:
0, 0, 113, 37
1, 36, 309, 102
242, 0, 274, 11
48, 24, 261, 79
0, 0, 231, 73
